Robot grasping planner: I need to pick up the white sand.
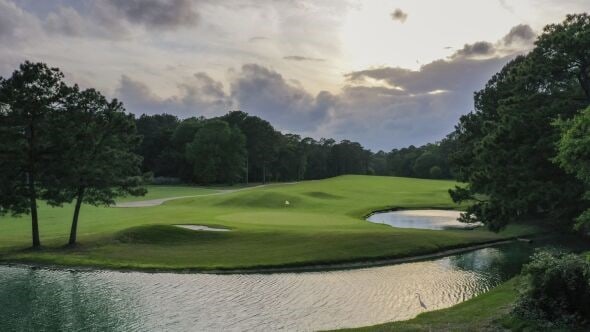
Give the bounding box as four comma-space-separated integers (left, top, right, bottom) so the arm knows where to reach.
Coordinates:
175, 225, 230, 232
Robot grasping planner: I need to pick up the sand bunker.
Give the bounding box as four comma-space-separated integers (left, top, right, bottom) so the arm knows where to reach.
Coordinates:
175, 225, 230, 232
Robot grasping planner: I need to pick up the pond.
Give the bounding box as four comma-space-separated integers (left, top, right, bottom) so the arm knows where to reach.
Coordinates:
0, 241, 542, 331
367, 209, 482, 230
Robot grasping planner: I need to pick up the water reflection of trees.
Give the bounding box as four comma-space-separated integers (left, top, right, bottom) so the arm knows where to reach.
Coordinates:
448, 243, 535, 280
0, 267, 138, 331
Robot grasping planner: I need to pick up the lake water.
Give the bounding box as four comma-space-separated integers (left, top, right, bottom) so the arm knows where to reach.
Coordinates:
367, 209, 482, 230
0, 241, 538, 331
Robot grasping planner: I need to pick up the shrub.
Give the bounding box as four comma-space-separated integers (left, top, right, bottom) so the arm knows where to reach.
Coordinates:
513, 249, 590, 328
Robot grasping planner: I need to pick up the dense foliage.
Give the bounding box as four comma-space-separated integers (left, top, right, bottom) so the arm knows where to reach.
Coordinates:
136, 112, 454, 185
0, 62, 69, 248
449, 14, 590, 230
555, 106, 590, 232
514, 250, 590, 328
0, 62, 144, 247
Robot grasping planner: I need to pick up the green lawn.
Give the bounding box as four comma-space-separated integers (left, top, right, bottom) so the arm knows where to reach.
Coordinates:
114, 185, 221, 202
0, 175, 538, 270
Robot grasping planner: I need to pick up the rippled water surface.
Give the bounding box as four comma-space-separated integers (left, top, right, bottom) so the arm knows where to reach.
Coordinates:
0, 242, 535, 331
367, 209, 482, 230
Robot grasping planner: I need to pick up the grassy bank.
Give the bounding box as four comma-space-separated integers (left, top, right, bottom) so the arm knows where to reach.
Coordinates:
340, 278, 520, 331
0, 175, 538, 270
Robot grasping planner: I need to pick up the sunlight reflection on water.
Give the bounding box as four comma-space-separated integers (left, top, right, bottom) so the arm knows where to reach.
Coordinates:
0, 242, 532, 331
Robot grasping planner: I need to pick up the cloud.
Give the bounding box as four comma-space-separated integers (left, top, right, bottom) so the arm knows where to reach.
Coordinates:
105, 0, 199, 29
503, 24, 536, 45
333, 55, 512, 149
116, 73, 232, 117
450, 24, 536, 59
390, 8, 408, 23
333, 24, 538, 149
43, 0, 200, 38
230, 64, 332, 132
44, 5, 127, 38
0, 0, 41, 43
249, 36, 268, 42
116, 64, 332, 132
453, 41, 496, 58
283, 55, 326, 62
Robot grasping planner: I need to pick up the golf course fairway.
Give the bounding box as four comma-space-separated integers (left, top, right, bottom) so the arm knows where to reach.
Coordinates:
0, 175, 538, 271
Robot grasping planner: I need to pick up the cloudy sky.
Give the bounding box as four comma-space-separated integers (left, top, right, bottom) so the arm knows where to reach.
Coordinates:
1, 0, 588, 151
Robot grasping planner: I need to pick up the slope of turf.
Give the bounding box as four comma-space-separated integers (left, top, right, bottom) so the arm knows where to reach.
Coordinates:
339, 278, 520, 331
0, 175, 538, 270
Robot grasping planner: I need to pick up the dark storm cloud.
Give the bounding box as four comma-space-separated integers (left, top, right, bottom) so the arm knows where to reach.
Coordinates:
283, 55, 326, 62
105, 0, 199, 29
390, 8, 408, 23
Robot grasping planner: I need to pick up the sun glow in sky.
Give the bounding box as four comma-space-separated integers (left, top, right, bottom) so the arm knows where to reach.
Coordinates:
1, 0, 589, 150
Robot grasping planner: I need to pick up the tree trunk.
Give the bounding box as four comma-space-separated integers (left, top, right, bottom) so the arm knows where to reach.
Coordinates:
262, 163, 266, 184
27, 123, 41, 250
245, 158, 249, 185
28, 173, 41, 249
68, 187, 85, 246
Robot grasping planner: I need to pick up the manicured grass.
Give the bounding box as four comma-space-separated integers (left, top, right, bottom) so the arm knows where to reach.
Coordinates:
114, 185, 221, 202
0, 175, 538, 270
340, 277, 520, 331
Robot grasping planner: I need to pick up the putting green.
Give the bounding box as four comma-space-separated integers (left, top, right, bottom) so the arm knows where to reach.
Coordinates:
0, 175, 538, 270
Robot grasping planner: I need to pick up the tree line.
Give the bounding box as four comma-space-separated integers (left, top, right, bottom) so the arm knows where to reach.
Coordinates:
136, 113, 455, 185
447, 13, 590, 233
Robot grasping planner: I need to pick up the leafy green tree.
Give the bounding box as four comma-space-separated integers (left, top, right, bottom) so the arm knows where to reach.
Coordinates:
52, 87, 146, 246
370, 151, 389, 176
449, 14, 590, 230
171, 117, 205, 181
429, 166, 442, 179
0, 62, 68, 249
135, 114, 179, 177
514, 250, 590, 328
185, 120, 246, 184
273, 134, 305, 181
331, 140, 371, 176
222, 111, 279, 183
412, 151, 438, 178
555, 106, 590, 232
302, 137, 332, 180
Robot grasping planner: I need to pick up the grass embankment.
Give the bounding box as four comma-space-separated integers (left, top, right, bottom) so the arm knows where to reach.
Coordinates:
340, 278, 521, 332
0, 175, 538, 270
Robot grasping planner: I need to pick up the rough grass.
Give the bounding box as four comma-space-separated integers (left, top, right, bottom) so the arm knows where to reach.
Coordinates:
0, 175, 539, 270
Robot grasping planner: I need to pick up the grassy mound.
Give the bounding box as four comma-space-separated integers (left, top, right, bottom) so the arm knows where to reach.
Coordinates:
303, 191, 343, 199
0, 175, 539, 270
116, 225, 229, 245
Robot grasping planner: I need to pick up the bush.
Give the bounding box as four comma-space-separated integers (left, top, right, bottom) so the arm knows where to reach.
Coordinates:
513, 249, 590, 328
